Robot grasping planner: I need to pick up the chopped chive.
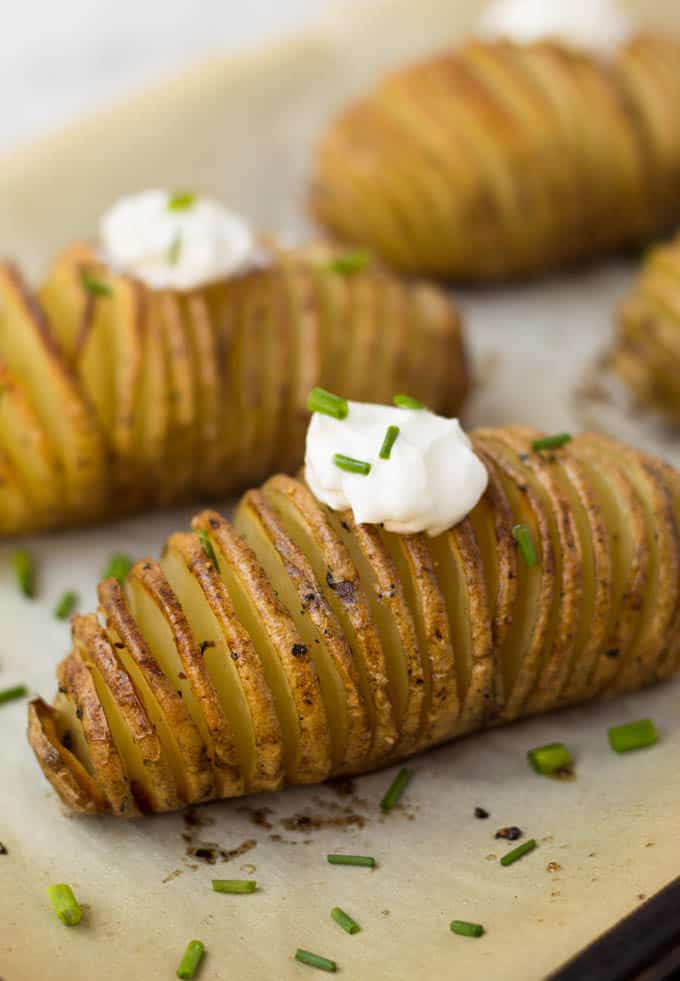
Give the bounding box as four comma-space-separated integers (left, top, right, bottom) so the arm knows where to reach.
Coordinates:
528, 742, 574, 776
380, 766, 412, 812
176, 940, 205, 980
512, 524, 538, 568
608, 719, 657, 753
12, 548, 35, 597
393, 393, 425, 410
101, 553, 133, 586
307, 386, 348, 420
211, 879, 256, 894
379, 424, 400, 460
326, 249, 370, 275
327, 854, 376, 868
168, 191, 197, 212
294, 949, 337, 972
47, 884, 82, 926
333, 453, 371, 476
0, 684, 28, 706
80, 269, 111, 297
197, 529, 220, 571
167, 234, 182, 265
450, 920, 485, 938
331, 906, 360, 934
531, 433, 572, 452
500, 838, 537, 867
54, 591, 78, 621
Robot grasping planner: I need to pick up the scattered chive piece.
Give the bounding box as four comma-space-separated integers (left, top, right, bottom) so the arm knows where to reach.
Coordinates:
46, 884, 82, 926
307, 386, 348, 420
0, 684, 28, 706
531, 433, 572, 452
326, 249, 370, 275
393, 393, 425, 410
528, 742, 574, 776
608, 719, 657, 753
512, 524, 538, 568
197, 529, 220, 571
211, 879, 256, 894
101, 553, 133, 587
294, 949, 337, 973
327, 854, 375, 868
500, 838, 537, 867
379, 424, 400, 460
54, 590, 78, 621
380, 766, 412, 812
12, 548, 35, 597
168, 191, 197, 212
176, 940, 205, 980
167, 234, 182, 265
450, 920, 485, 938
331, 906, 360, 935
80, 269, 111, 297
333, 453, 371, 476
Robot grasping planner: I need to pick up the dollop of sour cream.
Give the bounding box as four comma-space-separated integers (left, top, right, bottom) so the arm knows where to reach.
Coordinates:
305, 401, 488, 537
479, 0, 635, 53
99, 189, 257, 290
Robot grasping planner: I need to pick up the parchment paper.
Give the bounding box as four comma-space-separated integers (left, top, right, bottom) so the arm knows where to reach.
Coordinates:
2, 2, 680, 978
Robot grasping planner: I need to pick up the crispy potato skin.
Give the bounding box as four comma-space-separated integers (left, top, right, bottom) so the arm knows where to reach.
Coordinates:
0, 245, 467, 534
310, 35, 680, 280
29, 428, 680, 816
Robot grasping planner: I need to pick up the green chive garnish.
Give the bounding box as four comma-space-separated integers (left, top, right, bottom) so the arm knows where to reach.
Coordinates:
327, 854, 375, 868
333, 454, 371, 476
528, 742, 574, 776
331, 906, 360, 935
379, 424, 400, 460
168, 191, 197, 212
47, 884, 82, 926
512, 524, 538, 568
450, 920, 485, 938
0, 684, 28, 706
294, 949, 337, 973
531, 433, 572, 452
393, 393, 425, 410
500, 838, 537, 867
176, 940, 205, 980
167, 234, 182, 265
608, 719, 657, 753
12, 548, 35, 597
54, 591, 78, 621
326, 249, 370, 275
80, 269, 111, 297
211, 879, 256, 894
197, 530, 220, 571
380, 766, 412, 812
307, 386, 348, 420
101, 553, 133, 586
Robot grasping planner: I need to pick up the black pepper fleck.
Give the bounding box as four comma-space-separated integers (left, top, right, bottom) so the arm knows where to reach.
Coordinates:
474, 807, 489, 819
495, 826, 523, 841
292, 644, 308, 657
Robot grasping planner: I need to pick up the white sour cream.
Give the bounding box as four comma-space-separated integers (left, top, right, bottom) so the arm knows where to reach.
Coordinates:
479, 0, 635, 53
304, 400, 488, 537
99, 189, 257, 290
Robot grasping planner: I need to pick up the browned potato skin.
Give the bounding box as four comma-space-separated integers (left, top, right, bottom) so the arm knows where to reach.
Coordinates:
310, 35, 680, 281
29, 428, 680, 817
0, 244, 467, 534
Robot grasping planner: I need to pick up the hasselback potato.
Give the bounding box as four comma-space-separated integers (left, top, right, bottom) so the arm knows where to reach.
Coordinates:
29, 427, 680, 816
310, 34, 680, 281
0, 244, 466, 534
611, 233, 680, 424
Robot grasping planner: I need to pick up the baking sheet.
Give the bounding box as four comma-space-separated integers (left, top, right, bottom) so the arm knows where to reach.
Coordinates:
3, 2, 680, 979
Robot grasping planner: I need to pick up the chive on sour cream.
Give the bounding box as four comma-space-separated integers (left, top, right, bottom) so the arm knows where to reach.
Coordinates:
304, 397, 488, 537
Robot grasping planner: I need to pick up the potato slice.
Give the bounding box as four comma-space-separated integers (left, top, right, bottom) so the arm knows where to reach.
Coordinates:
261, 476, 397, 763
192, 510, 332, 784
160, 531, 283, 792
182, 292, 221, 492
234, 490, 369, 772
125, 560, 243, 798
98, 578, 213, 804
157, 290, 196, 504
39, 243, 99, 361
